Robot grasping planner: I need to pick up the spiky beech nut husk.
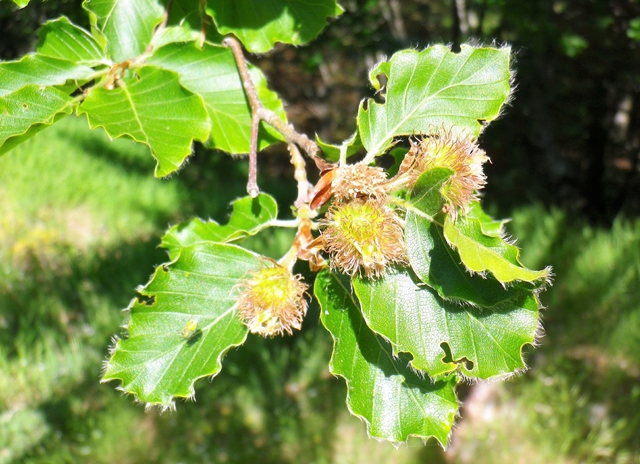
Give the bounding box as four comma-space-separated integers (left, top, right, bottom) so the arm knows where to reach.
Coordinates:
321, 199, 407, 278
332, 163, 389, 201
410, 128, 488, 214
237, 265, 308, 337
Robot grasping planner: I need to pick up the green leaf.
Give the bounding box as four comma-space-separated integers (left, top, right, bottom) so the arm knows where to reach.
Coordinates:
468, 201, 508, 238
0, 54, 96, 97
207, 0, 343, 53
315, 270, 459, 445
406, 168, 453, 218
102, 242, 263, 406
316, 131, 362, 162
83, 0, 164, 62
406, 214, 529, 307
161, 194, 278, 260
443, 215, 551, 284
148, 42, 285, 154
352, 267, 540, 379
77, 65, 210, 177
153, 0, 222, 48
358, 45, 512, 157
11, 0, 30, 8
36, 17, 107, 66
0, 85, 74, 156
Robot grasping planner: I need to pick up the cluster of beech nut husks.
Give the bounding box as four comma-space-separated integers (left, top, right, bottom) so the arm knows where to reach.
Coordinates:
237, 128, 488, 337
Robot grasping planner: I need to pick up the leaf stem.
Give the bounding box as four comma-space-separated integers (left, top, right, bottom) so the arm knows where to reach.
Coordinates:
269, 218, 301, 228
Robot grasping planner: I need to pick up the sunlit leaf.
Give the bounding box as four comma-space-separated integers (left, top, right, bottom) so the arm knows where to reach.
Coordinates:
315, 270, 459, 445
0, 85, 74, 156
77, 65, 210, 177
102, 242, 263, 406
358, 45, 512, 157
467, 201, 508, 238
0, 54, 96, 97
352, 267, 540, 379
83, 0, 164, 62
161, 194, 278, 260
10, 0, 30, 8
148, 42, 285, 154
316, 131, 362, 162
406, 214, 530, 307
207, 0, 343, 53
36, 17, 107, 66
443, 215, 551, 284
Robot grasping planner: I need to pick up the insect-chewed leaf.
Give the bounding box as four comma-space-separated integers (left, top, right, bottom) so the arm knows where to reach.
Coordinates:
357, 45, 512, 157
102, 242, 264, 406
352, 266, 540, 380
315, 270, 459, 445
161, 194, 278, 260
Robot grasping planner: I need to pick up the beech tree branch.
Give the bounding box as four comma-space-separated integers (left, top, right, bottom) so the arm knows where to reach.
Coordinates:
222, 36, 325, 198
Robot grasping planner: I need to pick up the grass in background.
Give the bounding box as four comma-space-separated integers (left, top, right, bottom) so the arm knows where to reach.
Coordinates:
1, 117, 639, 463
0, 117, 426, 464
448, 206, 640, 464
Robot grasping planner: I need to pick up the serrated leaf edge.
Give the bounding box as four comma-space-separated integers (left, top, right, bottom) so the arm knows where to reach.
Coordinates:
101, 243, 260, 410
317, 271, 458, 446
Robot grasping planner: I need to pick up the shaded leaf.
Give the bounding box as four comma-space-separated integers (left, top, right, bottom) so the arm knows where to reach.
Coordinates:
315, 270, 459, 445
153, 0, 223, 49
207, 0, 343, 53
148, 42, 285, 154
83, 0, 164, 62
406, 168, 453, 218
358, 45, 512, 157
0, 54, 96, 97
36, 17, 107, 66
0, 85, 74, 156
102, 242, 263, 406
352, 267, 540, 379
443, 215, 551, 284
161, 194, 278, 260
77, 65, 210, 177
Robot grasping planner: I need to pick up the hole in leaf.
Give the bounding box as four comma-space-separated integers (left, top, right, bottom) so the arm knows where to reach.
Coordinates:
477, 119, 488, 127
440, 342, 454, 363
137, 295, 156, 306
440, 342, 474, 371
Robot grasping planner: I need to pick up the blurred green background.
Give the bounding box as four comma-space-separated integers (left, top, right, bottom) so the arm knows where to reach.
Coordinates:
1, 0, 640, 462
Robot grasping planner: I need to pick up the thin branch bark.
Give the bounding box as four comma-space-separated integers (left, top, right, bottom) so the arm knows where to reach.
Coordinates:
222, 35, 324, 197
